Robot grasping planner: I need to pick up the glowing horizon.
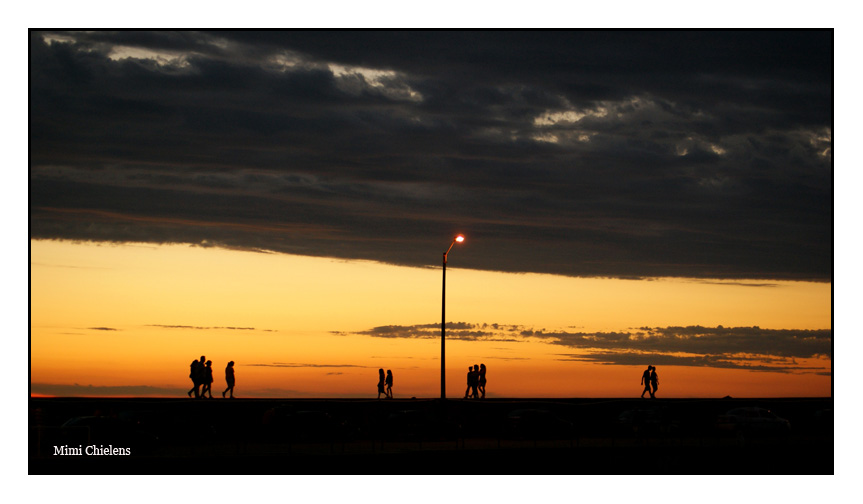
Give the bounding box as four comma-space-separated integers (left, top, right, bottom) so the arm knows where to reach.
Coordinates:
29, 239, 831, 399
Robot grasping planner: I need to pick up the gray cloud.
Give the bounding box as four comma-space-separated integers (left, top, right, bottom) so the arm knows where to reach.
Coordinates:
544, 325, 831, 358
30, 383, 186, 397
147, 324, 264, 331
29, 30, 832, 281
348, 322, 831, 374
555, 351, 828, 374
29, 382, 317, 399
345, 322, 527, 342
247, 362, 369, 369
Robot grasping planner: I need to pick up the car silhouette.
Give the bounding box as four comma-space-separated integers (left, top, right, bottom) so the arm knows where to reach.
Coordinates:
503, 408, 574, 438
60, 415, 160, 450
617, 406, 678, 434
715, 407, 791, 436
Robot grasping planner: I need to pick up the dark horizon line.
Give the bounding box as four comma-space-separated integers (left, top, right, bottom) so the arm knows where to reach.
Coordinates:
29, 395, 833, 400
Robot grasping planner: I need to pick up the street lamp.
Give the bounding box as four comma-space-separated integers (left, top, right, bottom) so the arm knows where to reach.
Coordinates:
441, 234, 465, 399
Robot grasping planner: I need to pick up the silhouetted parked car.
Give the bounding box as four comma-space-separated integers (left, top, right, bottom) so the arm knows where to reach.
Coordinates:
617, 406, 679, 434
60, 415, 160, 451
715, 407, 791, 436
384, 409, 460, 440
264, 408, 356, 441
503, 409, 574, 438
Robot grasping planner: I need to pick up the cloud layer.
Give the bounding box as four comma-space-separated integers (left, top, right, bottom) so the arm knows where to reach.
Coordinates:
29, 31, 832, 280
350, 322, 831, 374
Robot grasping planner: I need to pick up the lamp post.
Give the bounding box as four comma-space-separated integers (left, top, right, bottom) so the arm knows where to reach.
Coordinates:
441, 234, 465, 399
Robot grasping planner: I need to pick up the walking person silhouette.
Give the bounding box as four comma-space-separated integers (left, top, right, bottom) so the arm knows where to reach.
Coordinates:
222, 361, 235, 398
469, 364, 480, 399
641, 366, 653, 398
188, 357, 202, 398
464, 366, 472, 398
201, 360, 214, 398
479, 363, 487, 399
377, 369, 387, 399
650, 366, 659, 399
385, 369, 393, 399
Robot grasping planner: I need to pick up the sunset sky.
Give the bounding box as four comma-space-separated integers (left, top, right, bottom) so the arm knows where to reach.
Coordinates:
28, 30, 833, 399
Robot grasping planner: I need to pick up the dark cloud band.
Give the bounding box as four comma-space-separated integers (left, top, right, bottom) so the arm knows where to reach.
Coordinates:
349, 322, 831, 374
29, 30, 832, 281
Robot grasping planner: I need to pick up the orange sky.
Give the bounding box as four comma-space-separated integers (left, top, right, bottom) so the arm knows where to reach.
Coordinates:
29, 239, 832, 398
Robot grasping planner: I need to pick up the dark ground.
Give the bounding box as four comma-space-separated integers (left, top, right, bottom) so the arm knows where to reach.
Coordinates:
29, 396, 833, 475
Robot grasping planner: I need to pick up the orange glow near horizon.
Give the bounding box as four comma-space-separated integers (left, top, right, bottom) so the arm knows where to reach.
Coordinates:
30, 239, 831, 399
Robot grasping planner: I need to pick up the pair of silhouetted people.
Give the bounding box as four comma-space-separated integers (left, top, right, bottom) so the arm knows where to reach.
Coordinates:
187, 356, 234, 399
188, 356, 207, 398
640, 365, 659, 398
464, 364, 487, 399
377, 369, 394, 399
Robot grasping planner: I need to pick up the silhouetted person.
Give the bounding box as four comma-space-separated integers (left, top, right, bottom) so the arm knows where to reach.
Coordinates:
469, 364, 480, 399
650, 366, 659, 398
201, 360, 214, 398
464, 366, 473, 398
641, 366, 652, 398
479, 363, 487, 399
189, 355, 205, 398
377, 369, 387, 399
385, 369, 393, 399
196, 356, 206, 392
222, 361, 235, 398
188, 357, 202, 398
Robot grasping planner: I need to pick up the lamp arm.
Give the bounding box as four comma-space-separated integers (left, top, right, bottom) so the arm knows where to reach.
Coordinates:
444, 241, 455, 259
